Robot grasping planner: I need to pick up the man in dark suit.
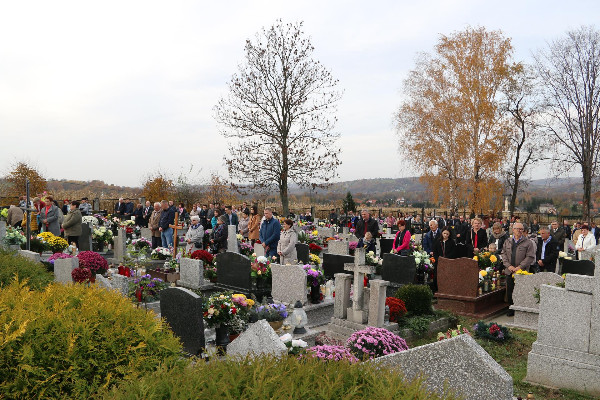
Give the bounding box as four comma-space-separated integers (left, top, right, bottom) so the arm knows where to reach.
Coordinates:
550, 221, 566, 251
329, 209, 338, 226
224, 205, 239, 231
423, 219, 441, 256
114, 198, 124, 217
142, 201, 153, 227
536, 226, 559, 272
454, 215, 468, 244
123, 198, 134, 219
355, 210, 379, 240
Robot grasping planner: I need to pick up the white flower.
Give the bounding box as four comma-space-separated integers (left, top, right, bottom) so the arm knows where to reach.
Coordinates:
257, 256, 268, 263
415, 257, 421, 264
280, 333, 292, 342
291, 339, 308, 348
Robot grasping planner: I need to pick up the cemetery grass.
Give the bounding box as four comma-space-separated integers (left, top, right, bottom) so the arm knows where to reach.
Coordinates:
407, 316, 597, 400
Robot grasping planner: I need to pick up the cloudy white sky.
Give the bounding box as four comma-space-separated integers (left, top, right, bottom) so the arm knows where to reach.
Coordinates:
0, 0, 597, 187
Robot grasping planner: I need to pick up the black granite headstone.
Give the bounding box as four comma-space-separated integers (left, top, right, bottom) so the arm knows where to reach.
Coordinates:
561, 259, 595, 276
381, 253, 417, 284
296, 243, 309, 264
322, 253, 354, 279
79, 223, 92, 251
216, 252, 252, 290
379, 238, 394, 255
160, 287, 205, 356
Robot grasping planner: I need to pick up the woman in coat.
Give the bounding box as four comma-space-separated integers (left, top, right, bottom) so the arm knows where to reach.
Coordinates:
576, 224, 596, 259
392, 220, 411, 255
247, 206, 260, 245
62, 200, 82, 247
210, 215, 228, 253
238, 211, 250, 239
40, 196, 61, 236
277, 219, 297, 265
184, 215, 205, 253
433, 227, 456, 262
488, 222, 508, 257
466, 217, 487, 258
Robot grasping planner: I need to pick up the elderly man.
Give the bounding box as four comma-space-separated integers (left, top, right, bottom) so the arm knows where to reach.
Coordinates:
549, 221, 566, 251
536, 226, 559, 273
355, 209, 379, 240
502, 222, 536, 316
78, 197, 92, 216
148, 202, 163, 249
7, 204, 24, 228
142, 201, 153, 228
259, 208, 281, 258
423, 219, 440, 256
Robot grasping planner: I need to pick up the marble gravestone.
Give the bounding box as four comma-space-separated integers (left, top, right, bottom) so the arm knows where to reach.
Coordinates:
507, 272, 564, 330
296, 243, 309, 264
78, 223, 93, 252
177, 257, 206, 289
271, 264, 307, 305
327, 240, 349, 255
322, 253, 354, 280
96, 273, 129, 296
561, 259, 595, 276
373, 335, 513, 399
227, 320, 287, 358
54, 257, 79, 284
379, 238, 394, 255
160, 287, 205, 356
319, 227, 334, 239
254, 243, 265, 257
227, 225, 239, 253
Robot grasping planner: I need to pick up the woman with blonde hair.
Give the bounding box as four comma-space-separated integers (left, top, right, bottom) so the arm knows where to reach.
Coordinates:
466, 217, 487, 258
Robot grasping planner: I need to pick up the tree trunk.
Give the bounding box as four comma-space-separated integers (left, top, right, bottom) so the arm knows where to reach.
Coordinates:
582, 164, 592, 222
280, 183, 289, 216
509, 183, 518, 217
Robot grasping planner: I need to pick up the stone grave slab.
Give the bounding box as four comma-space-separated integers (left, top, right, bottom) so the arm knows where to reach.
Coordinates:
177, 257, 206, 289
561, 258, 595, 276
18, 250, 41, 263
160, 287, 205, 356
254, 242, 265, 257
227, 320, 287, 358
271, 264, 307, 305
373, 334, 513, 399
507, 271, 564, 330
96, 273, 130, 296
327, 240, 349, 255
367, 279, 388, 327
54, 257, 79, 284
435, 257, 507, 318
322, 253, 354, 280
79, 223, 93, 252
227, 225, 239, 253
379, 238, 394, 255
296, 243, 309, 264
381, 253, 417, 297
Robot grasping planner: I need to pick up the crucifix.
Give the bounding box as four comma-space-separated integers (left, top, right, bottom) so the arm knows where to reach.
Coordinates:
169, 212, 184, 257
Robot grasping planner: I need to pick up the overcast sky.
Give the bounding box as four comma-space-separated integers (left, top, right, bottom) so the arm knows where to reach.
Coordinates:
0, 0, 597, 187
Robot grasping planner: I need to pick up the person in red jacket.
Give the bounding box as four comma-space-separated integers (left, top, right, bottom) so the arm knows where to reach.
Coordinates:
392, 220, 411, 256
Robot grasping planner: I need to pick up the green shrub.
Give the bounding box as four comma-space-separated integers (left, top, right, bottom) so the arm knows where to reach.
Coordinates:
395, 284, 433, 316
100, 354, 462, 400
0, 248, 53, 290
0, 279, 183, 399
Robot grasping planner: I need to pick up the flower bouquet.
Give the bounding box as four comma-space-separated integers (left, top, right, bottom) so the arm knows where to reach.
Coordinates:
151, 246, 172, 260
202, 292, 240, 328
71, 267, 92, 283
92, 227, 113, 245
250, 254, 272, 280
37, 232, 68, 253
385, 297, 407, 322
308, 242, 323, 255
347, 326, 409, 360
132, 237, 151, 250
413, 249, 433, 274
204, 262, 218, 281
128, 274, 169, 303
309, 253, 321, 266
303, 264, 326, 287
0, 208, 8, 221
239, 241, 254, 257
473, 251, 499, 271
280, 333, 308, 356
472, 321, 511, 342
82, 215, 99, 226
3, 227, 26, 246
190, 249, 214, 264
298, 230, 323, 246
77, 250, 109, 275
250, 303, 288, 322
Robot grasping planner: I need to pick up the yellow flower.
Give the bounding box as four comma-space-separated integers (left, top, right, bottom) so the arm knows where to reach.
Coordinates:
490, 255, 497, 263
484, 252, 490, 257
247, 299, 255, 307
479, 270, 487, 277
312, 230, 318, 236
257, 270, 262, 275
473, 256, 478, 261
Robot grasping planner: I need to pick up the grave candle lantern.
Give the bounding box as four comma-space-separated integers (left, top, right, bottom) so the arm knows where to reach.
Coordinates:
291, 300, 308, 334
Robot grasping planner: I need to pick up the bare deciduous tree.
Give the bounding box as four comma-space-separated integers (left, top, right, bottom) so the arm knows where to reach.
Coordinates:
214, 20, 342, 215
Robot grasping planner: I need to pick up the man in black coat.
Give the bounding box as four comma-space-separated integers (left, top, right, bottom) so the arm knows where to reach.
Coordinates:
142, 201, 153, 227
329, 209, 338, 226
536, 226, 559, 272
550, 221, 566, 251
355, 210, 379, 240
123, 198, 134, 219
454, 215, 468, 244
114, 198, 124, 217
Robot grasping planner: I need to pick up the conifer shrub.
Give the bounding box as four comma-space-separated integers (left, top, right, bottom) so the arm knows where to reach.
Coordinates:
0, 280, 183, 399
0, 248, 53, 290
395, 284, 434, 316
100, 354, 462, 400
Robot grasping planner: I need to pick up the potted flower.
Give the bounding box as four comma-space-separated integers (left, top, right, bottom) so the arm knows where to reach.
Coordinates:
128, 274, 169, 304
203, 292, 243, 352
77, 250, 109, 276
71, 267, 92, 283
151, 246, 172, 260
303, 264, 326, 304
250, 254, 272, 288
365, 251, 383, 275
37, 232, 69, 253
190, 249, 214, 264
250, 303, 288, 331
239, 241, 254, 257
148, 259, 180, 283
227, 293, 255, 340
3, 227, 26, 250
92, 227, 113, 251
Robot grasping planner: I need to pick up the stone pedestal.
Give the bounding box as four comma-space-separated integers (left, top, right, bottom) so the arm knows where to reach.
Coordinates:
333, 273, 352, 319
327, 240, 349, 255
253, 243, 265, 257
140, 227, 152, 240
19, 250, 41, 263
227, 225, 239, 253
79, 223, 93, 252
54, 257, 79, 284
344, 248, 375, 324
368, 279, 389, 327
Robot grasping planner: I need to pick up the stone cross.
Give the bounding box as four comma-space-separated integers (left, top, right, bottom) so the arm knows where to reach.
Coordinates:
227, 225, 239, 253
169, 212, 184, 256
344, 247, 375, 324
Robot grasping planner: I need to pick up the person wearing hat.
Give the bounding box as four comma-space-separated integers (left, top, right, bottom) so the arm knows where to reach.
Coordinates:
209, 214, 229, 253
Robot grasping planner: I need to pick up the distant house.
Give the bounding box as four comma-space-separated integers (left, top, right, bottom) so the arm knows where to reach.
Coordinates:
539, 203, 557, 214
396, 197, 405, 205
366, 199, 377, 205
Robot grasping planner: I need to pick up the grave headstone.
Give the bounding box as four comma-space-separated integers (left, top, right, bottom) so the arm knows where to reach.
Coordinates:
95, 273, 129, 296
333, 273, 352, 319
319, 227, 334, 238
373, 335, 513, 399
322, 253, 354, 280
227, 319, 287, 358
227, 225, 239, 253
271, 264, 307, 305
342, 226, 349, 234
18, 250, 40, 263
367, 279, 388, 327
140, 227, 152, 240
561, 258, 595, 276
177, 257, 206, 289
215, 252, 251, 292
54, 257, 79, 284
581, 244, 600, 261
379, 238, 394, 255
344, 248, 374, 324
296, 243, 309, 264
507, 271, 564, 330
79, 223, 93, 252
254, 242, 265, 257
381, 253, 416, 285
327, 240, 349, 255
0, 220, 6, 248
160, 287, 205, 356
114, 228, 127, 262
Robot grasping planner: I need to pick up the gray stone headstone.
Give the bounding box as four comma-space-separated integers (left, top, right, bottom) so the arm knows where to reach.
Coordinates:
140, 227, 152, 240
227, 319, 287, 358
343, 226, 349, 234
333, 273, 352, 319
93, 198, 100, 211
18, 250, 41, 263
114, 228, 127, 262
0, 220, 6, 248
271, 264, 307, 305
111, 274, 130, 296
509, 272, 564, 330
79, 223, 93, 252
367, 279, 388, 327
381, 253, 416, 285
227, 225, 239, 253
160, 287, 205, 356
327, 240, 349, 255
296, 243, 309, 264
253, 242, 265, 257
54, 257, 79, 284
319, 227, 334, 238
373, 334, 513, 399
177, 257, 206, 289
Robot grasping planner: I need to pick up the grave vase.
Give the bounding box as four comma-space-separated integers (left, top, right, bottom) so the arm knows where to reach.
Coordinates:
215, 325, 230, 354
268, 320, 283, 331
310, 284, 321, 304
